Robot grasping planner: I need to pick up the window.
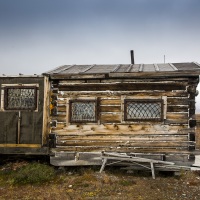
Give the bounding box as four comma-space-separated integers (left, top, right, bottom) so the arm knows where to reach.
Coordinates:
69, 100, 97, 123
4, 86, 37, 110
124, 99, 163, 121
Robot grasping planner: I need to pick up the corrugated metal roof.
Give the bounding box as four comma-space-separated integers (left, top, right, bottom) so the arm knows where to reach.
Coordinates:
43, 62, 200, 76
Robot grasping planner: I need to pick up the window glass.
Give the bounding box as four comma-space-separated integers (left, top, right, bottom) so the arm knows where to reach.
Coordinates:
4, 87, 37, 110
124, 99, 163, 121
69, 100, 97, 123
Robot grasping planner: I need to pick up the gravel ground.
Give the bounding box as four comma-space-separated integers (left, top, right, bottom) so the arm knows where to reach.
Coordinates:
0, 162, 200, 200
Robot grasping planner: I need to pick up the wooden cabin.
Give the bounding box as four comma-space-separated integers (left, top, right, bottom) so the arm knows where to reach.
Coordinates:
1, 62, 200, 168
44, 62, 200, 166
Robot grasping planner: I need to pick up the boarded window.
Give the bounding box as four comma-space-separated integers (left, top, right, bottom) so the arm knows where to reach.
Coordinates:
4, 86, 37, 110
124, 99, 163, 121
69, 100, 97, 123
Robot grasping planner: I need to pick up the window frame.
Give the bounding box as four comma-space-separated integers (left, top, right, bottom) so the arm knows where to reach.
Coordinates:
4, 86, 38, 111
69, 99, 98, 123
124, 99, 163, 122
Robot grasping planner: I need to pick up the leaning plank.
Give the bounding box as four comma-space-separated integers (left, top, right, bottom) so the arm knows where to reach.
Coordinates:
99, 152, 175, 179
150, 162, 155, 179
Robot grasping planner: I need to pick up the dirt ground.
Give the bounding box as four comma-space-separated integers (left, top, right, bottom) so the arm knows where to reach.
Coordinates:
0, 161, 200, 200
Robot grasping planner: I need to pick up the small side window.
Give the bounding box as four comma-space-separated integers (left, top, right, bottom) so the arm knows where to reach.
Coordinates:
4, 86, 37, 110
69, 100, 97, 123
124, 99, 163, 121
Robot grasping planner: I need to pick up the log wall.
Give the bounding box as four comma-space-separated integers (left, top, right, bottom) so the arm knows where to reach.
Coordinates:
50, 77, 199, 155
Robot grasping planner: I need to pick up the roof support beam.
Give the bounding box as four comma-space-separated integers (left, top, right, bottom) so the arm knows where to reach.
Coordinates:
154, 64, 160, 71
194, 62, 200, 67
44, 65, 75, 74
139, 64, 144, 72
126, 64, 133, 72
112, 65, 121, 72
80, 65, 95, 73
169, 63, 178, 71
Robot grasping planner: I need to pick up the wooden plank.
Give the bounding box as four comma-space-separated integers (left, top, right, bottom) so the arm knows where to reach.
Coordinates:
167, 106, 188, 112
57, 135, 188, 142
101, 78, 189, 83
56, 91, 188, 98
87, 80, 101, 83
54, 146, 190, 154
100, 106, 121, 112
196, 117, 200, 149
177, 128, 195, 134
0, 144, 41, 148
42, 76, 50, 145
54, 123, 66, 129
53, 125, 192, 135
57, 106, 66, 112
50, 74, 106, 79
57, 99, 66, 105
99, 158, 107, 173
51, 116, 66, 122
59, 80, 85, 84
58, 82, 187, 91
54, 129, 189, 136
100, 99, 121, 105
167, 98, 189, 106
56, 140, 191, 147
100, 113, 121, 123
166, 113, 188, 120
165, 120, 188, 125
151, 162, 155, 179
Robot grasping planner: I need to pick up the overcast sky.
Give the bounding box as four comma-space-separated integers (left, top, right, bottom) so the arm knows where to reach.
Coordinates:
1, 0, 200, 110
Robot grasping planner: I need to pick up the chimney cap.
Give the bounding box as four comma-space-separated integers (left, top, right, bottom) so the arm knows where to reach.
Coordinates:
130, 50, 135, 64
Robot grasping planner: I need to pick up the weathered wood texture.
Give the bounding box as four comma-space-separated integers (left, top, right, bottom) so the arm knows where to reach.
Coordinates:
0, 77, 48, 152
42, 76, 50, 145
195, 114, 200, 149
50, 77, 198, 154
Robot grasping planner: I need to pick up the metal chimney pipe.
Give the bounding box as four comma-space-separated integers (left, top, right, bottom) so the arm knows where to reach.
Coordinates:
130, 50, 135, 64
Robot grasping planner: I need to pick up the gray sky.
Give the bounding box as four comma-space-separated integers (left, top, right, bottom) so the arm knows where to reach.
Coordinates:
1, 0, 200, 111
